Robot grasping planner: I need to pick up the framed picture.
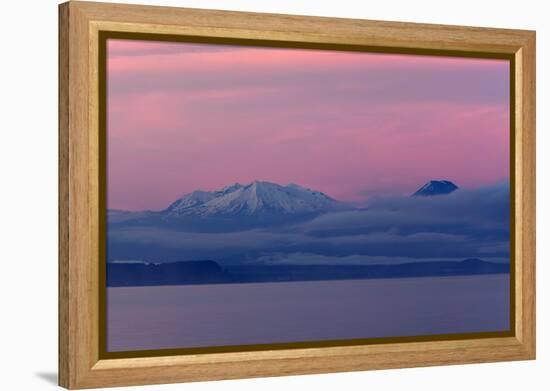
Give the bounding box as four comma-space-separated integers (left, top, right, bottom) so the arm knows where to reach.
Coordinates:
59, 1, 536, 389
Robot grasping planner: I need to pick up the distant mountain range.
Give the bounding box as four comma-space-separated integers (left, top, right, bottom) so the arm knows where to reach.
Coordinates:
107, 258, 508, 287
109, 179, 459, 224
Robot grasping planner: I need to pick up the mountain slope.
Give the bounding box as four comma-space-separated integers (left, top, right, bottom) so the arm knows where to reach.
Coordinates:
164, 180, 347, 218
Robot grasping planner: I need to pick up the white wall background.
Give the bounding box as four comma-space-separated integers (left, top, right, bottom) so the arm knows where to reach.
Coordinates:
1, 0, 547, 389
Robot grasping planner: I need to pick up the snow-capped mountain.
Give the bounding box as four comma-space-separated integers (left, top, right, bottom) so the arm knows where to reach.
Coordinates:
165, 180, 346, 218
412, 180, 458, 197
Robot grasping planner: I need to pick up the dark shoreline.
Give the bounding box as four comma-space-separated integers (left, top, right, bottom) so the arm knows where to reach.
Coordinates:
106, 259, 509, 287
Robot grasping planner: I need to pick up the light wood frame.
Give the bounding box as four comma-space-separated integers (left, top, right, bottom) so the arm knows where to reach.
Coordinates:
59, 1, 536, 389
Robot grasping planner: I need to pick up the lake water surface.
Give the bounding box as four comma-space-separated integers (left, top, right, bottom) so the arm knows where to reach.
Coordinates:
107, 274, 509, 352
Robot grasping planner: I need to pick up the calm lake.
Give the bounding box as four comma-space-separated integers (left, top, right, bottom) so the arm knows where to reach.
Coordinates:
107, 274, 510, 352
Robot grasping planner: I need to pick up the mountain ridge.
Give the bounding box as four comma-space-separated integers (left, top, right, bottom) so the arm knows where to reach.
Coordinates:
110, 179, 462, 215
108, 179, 462, 226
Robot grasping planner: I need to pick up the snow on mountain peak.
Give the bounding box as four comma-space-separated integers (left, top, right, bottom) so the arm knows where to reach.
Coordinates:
165, 180, 345, 217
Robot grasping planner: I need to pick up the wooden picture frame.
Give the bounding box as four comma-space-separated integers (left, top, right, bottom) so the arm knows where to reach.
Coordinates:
59, 1, 536, 389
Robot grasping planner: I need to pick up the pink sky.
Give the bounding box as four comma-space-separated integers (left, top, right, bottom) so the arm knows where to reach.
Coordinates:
107, 39, 510, 211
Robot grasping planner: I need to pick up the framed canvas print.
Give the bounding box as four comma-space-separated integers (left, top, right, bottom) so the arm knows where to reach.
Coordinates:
58, 1, 536, 389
